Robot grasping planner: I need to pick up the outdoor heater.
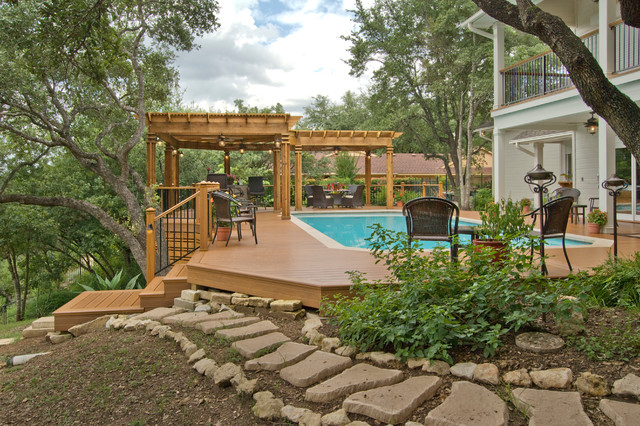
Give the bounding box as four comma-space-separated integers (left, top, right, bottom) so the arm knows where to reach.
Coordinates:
602, 174, 628, 258
525, 164, 556, 275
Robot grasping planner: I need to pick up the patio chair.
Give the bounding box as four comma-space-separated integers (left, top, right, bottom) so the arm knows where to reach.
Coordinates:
248, 176, 267, 208
311, 185, 334, 208
402, 197, 460, 261
342, 185, 364, 208
206, 173, 229, 191
550, 187, 580, 203
526, 196, 573, 272
211, 191, 257, 246
304, 185, 314, 207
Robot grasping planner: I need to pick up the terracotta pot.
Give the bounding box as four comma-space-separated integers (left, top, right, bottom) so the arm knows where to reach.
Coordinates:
522, 205, 530, 214
472, 239, 507, 263
587, 223, 601, 234
215, 226, 231, 241
396, 201, 404, 208
558, 181, 573, 188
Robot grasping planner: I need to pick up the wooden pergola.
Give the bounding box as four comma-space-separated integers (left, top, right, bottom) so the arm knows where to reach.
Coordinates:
145, 112, 401, 217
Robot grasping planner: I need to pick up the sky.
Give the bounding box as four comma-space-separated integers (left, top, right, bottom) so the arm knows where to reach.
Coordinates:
174, 0, 370, 116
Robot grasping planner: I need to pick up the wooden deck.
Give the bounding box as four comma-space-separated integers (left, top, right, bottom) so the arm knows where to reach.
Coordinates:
54, 206, 640, 331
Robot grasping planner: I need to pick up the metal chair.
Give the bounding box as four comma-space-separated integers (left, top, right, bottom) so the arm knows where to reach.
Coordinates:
206, 173, 229, 191
211, 191, 257, 246
527, 196, 574, 272
311, 185, 334, 208
248, 176, 267, 208
402, 197, 460, 261
342, 185, 364, 208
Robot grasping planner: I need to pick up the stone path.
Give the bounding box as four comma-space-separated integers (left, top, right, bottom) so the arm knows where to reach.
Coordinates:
72, 295, 640, 425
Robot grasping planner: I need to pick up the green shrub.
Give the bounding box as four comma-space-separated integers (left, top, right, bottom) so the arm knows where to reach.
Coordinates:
25, 289, 77, 318
322, 225, 577, 363
568, 322, 640, 361
575, 253, 640, 307
472, 188, 493, 211
76, 269, 143, 292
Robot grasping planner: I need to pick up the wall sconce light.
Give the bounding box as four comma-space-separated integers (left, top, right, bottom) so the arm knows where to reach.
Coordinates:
155, 136, 163, 146
274, 137, 281, 149
218, 135, 226, 147
172, 149, 178, 155
224, 151, 230, 160
179, 151, 184, 158
239, 144, 245, 154
333, 146, 340, 154
585, 111, 598, 135
365, 151, 371, 158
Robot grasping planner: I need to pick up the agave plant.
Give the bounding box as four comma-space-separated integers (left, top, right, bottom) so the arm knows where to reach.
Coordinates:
79, 269, 142, 292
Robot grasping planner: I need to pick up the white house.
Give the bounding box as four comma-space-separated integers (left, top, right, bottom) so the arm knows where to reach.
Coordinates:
462, 0, 640, 227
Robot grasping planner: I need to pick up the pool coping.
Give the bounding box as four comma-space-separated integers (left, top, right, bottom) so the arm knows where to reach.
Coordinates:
290, 210, 612, 252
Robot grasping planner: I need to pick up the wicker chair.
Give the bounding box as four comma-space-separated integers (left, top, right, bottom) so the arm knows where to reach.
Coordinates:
206, 173, 229, 191
342, 185, 364, 208
550, 187, 580, 203
304, 185, 314, 207
211, 191, 257, 246
402, 197, 460, 261
527, 196, 573, 272
311, 185, 334, 208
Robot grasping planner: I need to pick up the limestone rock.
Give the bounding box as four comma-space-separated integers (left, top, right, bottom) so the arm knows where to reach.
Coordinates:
422, 360, 450, 376
271, 309, 306, 320
335, 346, 357, 357
270, 299, 302, 312
244, 342, 316, 371
122, 319, 142, 331
252, 392, 284, 420
193, 358, 217, 376
194, 304, 212, 313
130, 307, 185, 321
309, 330, 327, 347
214, 362, 242, 387
282, 405, 313, 423
231, 292, 249, 299
369, 351, 398, 366
512, 388, 593, 425
407, 358, 427, 369
231, 373, 257, 396
246, 296, 274, 308
46, 332, 72, 344
151, 325, 170, 337
612, 373, 640, 399
450, 362, 477, 380
188, 349, 206, 364
207, 291, 233, 305
231, 296, 250, 306
181, 289, 200, 302
321, 337, 341, 353
321, 409, 351, 426
474, 363, 500, 385
68, 315, 111, 337
253, 390, 274, 402
280, 351, 353, 387
144, 320, 161, 331
503, 369, 532, 387
182, 342, 198, 358
299, 412, 322, 426
575, 372, 610, 396
173, 297, 198, 311
515, 332, 565, 353
530, 368, 573, 389
599, 399, 640, 426
110, 318, 125, 330
302, 317, 323, 335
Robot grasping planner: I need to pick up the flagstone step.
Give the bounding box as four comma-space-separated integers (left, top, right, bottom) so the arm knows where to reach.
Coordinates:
131, 307, 185, 321
232, 332, 292, 358
512, 388, 593, 426
280, 351, 353, 388
196, 316, 261, 334
31, 316, 55, 330
161, 311, 209, 326
215, 320, 279, 342
343, 375, 442, 424
306, 363, 404, 403
424, 381, 508, 426
244, 342, 317, 371
181, 310, 244, 327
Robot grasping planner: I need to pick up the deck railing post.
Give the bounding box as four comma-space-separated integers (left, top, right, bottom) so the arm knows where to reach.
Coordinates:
438, 182, 444, 198
146, 207, 156, 284
422, 182, 427, 197
196, 182, 219, 251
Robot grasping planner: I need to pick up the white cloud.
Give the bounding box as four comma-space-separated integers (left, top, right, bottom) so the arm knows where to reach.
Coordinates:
174, 0, 368, 115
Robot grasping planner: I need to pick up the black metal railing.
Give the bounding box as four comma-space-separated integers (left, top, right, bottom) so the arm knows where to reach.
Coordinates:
157, 186, 197, 212
154, 192, 198, 275
614, 21, 640, 72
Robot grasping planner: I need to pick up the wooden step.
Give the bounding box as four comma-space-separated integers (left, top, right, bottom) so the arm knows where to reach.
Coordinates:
53, 290, 144, 331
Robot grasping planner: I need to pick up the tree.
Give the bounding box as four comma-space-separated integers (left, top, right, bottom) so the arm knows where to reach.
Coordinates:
297, 92, 374, 130
0, 0, 220, 278
345, 0, 493, 209
470, 0, 640, 164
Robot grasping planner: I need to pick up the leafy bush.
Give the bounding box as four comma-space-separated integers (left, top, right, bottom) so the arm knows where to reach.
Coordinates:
322, 225, 576, 363
475, 199, 532, 242
77, 269, 142, 292
472, 188, 493, 211
573, 253, 640, 307
25, 289, 77, 318
568, 322, 640, 361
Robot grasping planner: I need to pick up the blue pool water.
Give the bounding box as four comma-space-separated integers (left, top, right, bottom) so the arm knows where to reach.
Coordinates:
294, 212, 591, 250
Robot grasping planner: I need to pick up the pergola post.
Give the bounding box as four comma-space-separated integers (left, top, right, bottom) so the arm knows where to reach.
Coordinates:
273, 148, 281, 212
173, 150, 180, 186
224, 151, 230, 175
146, 134, 157, 186
386, 146, 394, 209
164, 146, 174, 186
365, 151, 372, 206
281, 136, 291, 219
294, 143, 303, 211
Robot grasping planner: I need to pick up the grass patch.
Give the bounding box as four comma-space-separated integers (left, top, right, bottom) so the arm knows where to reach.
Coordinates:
0, 319, 33, 340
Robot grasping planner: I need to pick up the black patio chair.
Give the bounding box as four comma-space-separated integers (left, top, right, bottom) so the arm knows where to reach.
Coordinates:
248, 176, 267, 208
526, 196, 573, 272
211, 191, 257, 246
402, 197, 460, 261
342, 185, 364, 208
304, 185, 314, 207
206, 173, 229, 191
311, 185, 334, 208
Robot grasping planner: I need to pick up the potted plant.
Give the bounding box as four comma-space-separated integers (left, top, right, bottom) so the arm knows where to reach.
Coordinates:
520, 197, 532, 214
559, 173, 572, 188
395, 190, 420, 208
473, 199, 532, 261
587, 209, 607, 234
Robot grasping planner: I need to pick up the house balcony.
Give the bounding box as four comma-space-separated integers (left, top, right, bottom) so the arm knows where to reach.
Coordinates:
501, 21, 640, 106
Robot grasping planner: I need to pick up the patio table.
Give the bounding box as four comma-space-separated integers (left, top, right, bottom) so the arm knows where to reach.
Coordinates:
324, 189, 348, 206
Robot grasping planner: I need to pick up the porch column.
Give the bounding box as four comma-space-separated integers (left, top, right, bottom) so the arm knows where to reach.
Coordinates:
493, 129, 506, 203
146, 134, 157, 186
365, 151, 372, 206
386, 146, 394, 209
164, 146, 174, 186
273, 148, 281, 212
224, 151, 231, 175
599, 0, 616, 74
294, 144, 303, 211
493, 23, 505, 108
281, 136, 291, 219
598, 123, 617, 233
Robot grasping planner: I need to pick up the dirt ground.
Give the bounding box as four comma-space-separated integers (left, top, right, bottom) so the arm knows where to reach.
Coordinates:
1, 308, 639, 425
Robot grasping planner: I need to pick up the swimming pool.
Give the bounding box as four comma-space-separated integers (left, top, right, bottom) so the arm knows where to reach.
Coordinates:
292, 211, 593, 250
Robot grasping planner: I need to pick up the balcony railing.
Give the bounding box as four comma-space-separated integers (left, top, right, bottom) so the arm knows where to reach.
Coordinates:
502, 22, 639, 105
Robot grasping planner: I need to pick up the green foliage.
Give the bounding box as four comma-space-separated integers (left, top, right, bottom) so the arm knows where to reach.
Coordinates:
25, 290, 78, 318
572, 254, 640, 307
334, 152, 359, 182
475, 199, 531, 242
394, 190, 421, 203
323, 225, 571, 362
587, 209, 608, 226
79, 269, 142, 292
568, 323, 640, 361
472, 188, 493, 211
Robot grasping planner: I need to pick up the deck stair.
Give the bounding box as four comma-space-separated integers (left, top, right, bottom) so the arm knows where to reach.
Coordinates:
139, 264, 190, 309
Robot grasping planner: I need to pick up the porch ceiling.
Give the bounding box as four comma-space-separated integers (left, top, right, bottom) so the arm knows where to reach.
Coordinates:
146, 112, 401, 152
